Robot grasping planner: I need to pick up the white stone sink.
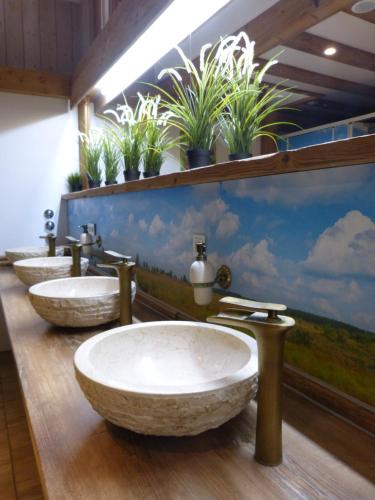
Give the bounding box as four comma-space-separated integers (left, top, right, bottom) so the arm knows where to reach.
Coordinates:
14, 256, 89, 286
29, 276, 136, 327
5, 246, 64, 263
74, 321, 258, 436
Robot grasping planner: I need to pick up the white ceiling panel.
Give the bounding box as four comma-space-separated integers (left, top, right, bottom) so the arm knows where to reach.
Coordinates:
262, 46, 375, 86
307, 12, 375, 53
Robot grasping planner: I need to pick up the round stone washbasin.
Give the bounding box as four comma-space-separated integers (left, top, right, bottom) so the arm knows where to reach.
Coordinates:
14, 256, 89, 286
74, 321, 258, 436
29, 276, 136, 327
5, 246, 64, 263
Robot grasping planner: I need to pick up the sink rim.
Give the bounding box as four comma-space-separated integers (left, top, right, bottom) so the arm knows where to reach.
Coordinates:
14, 256, 89, 269
29, 276, 123, 299
74, 320, 258, 396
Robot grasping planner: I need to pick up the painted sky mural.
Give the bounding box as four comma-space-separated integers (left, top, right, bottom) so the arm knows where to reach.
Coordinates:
68, 163, 375, 334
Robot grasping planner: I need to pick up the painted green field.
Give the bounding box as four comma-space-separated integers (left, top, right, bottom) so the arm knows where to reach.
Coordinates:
137, 266, 375, 406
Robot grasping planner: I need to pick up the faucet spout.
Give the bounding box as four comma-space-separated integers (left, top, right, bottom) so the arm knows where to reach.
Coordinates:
39, 233, 56, 257
208, 298, 295, 466
97, 250, 135, 326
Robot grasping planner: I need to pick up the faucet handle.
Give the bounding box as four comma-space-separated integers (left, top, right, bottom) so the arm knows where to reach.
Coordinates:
104, 250, 132, 263
40, 233, 56, 240
220, 296, 286, 318
66, 235, 81, 245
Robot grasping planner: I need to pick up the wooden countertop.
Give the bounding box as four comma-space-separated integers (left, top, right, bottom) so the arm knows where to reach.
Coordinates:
1, 267, 374, 500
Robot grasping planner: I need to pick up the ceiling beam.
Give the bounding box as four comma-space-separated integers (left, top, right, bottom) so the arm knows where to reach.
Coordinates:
243, 0, 356, 56
71, 0, 172, 107
0, 65, 71, 98
342, 5, 375, 23
258, 58, 375, 99
284, 32, 375, 71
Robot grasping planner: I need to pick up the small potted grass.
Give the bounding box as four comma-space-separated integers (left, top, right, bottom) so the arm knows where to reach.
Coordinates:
103, 97, 145, 182
67, 172, 82, 192
142, 95, 176, 178
219, 32, 296, 160
102, 134, 121, 185
154, 42, 234, 169
79, 131, 102, 188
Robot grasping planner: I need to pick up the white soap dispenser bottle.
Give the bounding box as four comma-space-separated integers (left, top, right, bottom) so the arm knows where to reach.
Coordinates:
189, 242, 215, 306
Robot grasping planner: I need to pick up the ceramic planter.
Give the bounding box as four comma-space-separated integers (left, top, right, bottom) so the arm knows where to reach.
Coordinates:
143, 170, 160, 178
229, 152, 252, 161
88, 179, 101, 188
70, 183, 82, 192
186, 149, 212, 169
105, 180, 118, 186
124, 169, 141, 181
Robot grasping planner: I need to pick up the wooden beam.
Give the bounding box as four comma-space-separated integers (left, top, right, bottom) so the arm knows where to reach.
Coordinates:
71, 0, 172, 107
343, 5, 375, 23
243, 0, 356, 56
0, 65, 70, 98
62, 134, 375, 199
258, 58, 375, 99
284, 32, 375, 72
78, 97, 91, 190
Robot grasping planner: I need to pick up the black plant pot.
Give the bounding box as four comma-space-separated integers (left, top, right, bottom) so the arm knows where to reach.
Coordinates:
229, 152, 252, 161
105, 180, 118, 186
88, 179, 101, 188
124, 169, 141, 181
143, 170, 160, 178
186, 148, 212, 169
70, 183, 82, 192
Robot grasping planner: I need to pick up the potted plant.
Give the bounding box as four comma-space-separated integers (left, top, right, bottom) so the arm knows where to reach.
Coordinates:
79, 131, 102, 188
67, 172, 82, 192
103, 98, 145, 182
154, 41, 234, 169
219, 32, 297, 160
142, 95, 176, 178
102, 134, 121, 185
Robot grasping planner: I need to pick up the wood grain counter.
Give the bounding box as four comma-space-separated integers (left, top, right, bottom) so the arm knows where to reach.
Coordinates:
0, 267, 374, 500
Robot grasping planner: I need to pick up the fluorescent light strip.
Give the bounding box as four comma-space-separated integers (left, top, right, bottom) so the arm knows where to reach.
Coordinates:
95, 0, 231, 102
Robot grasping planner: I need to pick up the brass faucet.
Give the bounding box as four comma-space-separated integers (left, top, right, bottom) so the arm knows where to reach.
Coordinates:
207, 297, 295, 466
97, 250, 135, 326
65, 236, 83, 277
39, 233, 56, 257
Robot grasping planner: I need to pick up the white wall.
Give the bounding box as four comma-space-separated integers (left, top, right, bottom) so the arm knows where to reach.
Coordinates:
0, 92, 79, 254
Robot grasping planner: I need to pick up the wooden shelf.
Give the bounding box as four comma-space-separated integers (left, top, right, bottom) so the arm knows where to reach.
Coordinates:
62, 134, 375, 200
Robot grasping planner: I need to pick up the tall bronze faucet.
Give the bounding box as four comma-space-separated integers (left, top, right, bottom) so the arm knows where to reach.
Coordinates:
65, 236, 83, 277
208, 297, 295, 466
39, 233, 56, 257
97, 250, 136, 326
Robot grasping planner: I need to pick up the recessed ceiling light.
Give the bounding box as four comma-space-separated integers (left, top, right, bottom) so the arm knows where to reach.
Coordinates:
323, 46, 337, 56
351, 1, 375, 14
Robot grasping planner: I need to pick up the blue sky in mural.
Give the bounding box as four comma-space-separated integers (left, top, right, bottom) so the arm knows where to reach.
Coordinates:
68, 163, 375, 333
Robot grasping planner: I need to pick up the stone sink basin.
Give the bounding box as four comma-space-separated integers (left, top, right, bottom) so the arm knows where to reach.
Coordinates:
14, 256, 89, 286
5, 245, 64, 263
29, 276, 136, 327
74, 321, 258, 436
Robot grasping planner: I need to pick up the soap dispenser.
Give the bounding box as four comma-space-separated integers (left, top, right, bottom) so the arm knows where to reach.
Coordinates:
189, 242, 216, 306
79, 224, 93, 256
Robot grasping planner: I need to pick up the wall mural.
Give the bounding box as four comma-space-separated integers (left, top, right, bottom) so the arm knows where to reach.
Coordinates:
67, 163, 375, 406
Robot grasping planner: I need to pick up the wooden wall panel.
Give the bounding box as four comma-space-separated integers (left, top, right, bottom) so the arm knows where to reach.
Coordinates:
71, 2, 82, 69
4, 0, 23, 68
56, 1, 73, 75
22, 0, 40, 70
0, 1, 5, 65
39, 0, 57, 72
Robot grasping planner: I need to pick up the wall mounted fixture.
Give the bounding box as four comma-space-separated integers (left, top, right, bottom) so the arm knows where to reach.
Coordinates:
189, 242, 231, 306
95, 0, 231, 103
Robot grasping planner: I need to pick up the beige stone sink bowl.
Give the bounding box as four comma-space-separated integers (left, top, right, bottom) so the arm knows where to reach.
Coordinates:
29, 276, 136, 327
74, 321, 258, 436
5, 245, 64, 263
14, 256, 89, 286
